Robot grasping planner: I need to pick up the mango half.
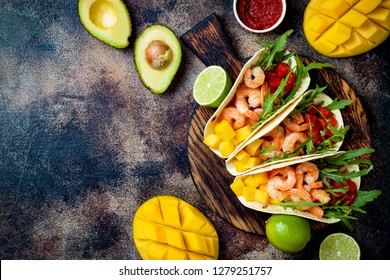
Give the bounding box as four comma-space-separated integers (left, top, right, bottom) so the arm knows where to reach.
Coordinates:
304, 0, 390, 57
133, 196, 219, 260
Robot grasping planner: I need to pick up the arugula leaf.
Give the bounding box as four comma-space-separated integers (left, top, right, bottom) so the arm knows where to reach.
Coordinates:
326, 98, 353, 111
255, 29, 293, 71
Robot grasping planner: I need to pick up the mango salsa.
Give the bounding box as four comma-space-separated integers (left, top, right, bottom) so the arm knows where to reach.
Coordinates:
133, 196, 219, 260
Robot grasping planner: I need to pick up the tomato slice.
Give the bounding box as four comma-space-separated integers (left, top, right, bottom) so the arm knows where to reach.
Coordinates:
274, 62, 291, 78
284, 73, 296, 94
318, 105, 331, 118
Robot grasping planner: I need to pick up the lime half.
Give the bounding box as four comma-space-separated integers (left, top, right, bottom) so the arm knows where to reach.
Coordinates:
319, 233, 360, 260
193, 65, 232, 108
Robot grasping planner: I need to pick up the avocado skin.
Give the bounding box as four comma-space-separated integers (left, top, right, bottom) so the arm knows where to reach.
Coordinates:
134, 24, 182, 94
78, 0, 132, 48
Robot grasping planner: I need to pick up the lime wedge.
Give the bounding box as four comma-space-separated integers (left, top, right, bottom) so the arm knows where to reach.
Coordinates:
319, 233, 360, 260
193, 65, 232, 108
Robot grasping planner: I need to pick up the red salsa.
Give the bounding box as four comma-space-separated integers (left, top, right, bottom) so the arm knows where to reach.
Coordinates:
237, 0, 283, 30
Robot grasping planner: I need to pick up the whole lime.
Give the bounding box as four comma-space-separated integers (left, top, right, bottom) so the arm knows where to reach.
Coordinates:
265, 214, 311, 253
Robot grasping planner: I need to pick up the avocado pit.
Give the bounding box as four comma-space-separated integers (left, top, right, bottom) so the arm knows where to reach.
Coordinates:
145, 40, 173, 70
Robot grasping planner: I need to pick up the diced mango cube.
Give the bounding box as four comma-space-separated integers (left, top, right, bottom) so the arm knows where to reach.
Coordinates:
308, 13, 335, 32
254, 189, 269, 204
234, 150, 250, 163
164, 227, 186, 249
218, 141, 235, 157
244, 175, 258, 187
343, 30, 370, 52
203, 133, 222, 149
345, 0, 359, 6
243, 186, 256, 201
244, 157, 261, 169
214, 120, 236, 141
323, 21, 352, 45
146, 242, 168, 260
231, 137, 239, 145
259, 184, 268, 192
368, 7, 390, 29
320, 0, 350, 19
269, 197, 282, 204
353, 0, 381, 14
380, 0, 390, 9
339, 9, 368, 28
233, 159, 248, 173
313, 36, 338, 53
245, 139, 263, 156
235, 125, 253, 143
230, 178, 245, 196
356, 19, 388, 43
252, 172, 269, 185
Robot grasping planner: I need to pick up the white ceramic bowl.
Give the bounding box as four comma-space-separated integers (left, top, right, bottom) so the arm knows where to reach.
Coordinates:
233, 0, 286, 33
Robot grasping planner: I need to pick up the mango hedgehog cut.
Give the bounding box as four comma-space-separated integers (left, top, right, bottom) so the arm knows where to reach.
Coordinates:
133, 195, 219, 260
304, 0, 390, 57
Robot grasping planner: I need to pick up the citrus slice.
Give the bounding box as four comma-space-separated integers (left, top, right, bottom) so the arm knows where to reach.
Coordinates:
193, 65, 232, 108
319, 233, 360, 260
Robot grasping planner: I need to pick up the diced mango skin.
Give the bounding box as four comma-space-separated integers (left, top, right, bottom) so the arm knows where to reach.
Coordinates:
235, 125, 253, 143
218, 141, 235, 157
304, 0, 390, 57
214, 120, 236, 141
203, 133, 222, 149
133, 196, 219, 260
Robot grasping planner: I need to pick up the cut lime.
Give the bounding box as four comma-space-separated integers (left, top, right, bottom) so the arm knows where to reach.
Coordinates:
193, 65, 232, 108
319, 233, 360, 260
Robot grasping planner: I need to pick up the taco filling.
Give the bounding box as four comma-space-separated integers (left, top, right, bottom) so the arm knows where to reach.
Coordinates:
203, 30, 332, 158
226, 85, 351, 175
230, 148, 381, 228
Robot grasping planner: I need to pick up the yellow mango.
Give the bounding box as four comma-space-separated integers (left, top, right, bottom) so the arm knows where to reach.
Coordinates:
245, 139, 263, 156
304, 0, 390, 57
235, 125, 253, 143
254, 189, 269, 204
234, 150, 250, 163
243, 175, 257, 187
214, 120, 236, 141
203, 133, 221, 149
243, 186, 256, 201
230, 178, 245, 196
233, 159, 248, 173
259, 184, 268, 192
133, 196, 219, 260
218, 141, 235, 157
244, 157, 262, 170
253, 172, 269, 185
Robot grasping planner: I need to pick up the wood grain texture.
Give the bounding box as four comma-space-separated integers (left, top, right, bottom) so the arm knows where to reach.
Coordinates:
181, 13, 244, 80
184, 15, 371, 235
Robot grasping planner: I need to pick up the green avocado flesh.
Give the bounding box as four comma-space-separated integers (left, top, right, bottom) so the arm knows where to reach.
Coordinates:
78, 0, 131, 48
134, 24, 182, 94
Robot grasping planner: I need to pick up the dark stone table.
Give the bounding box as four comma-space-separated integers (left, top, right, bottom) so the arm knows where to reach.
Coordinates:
1, 0, 389, 260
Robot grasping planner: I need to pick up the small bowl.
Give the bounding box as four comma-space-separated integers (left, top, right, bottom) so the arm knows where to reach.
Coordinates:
233, 0, 286, 33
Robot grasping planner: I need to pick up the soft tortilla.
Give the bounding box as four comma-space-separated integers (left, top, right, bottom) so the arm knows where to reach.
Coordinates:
225, 91, 345, 176
235, 161, 360, 224
203, 48, 311, 158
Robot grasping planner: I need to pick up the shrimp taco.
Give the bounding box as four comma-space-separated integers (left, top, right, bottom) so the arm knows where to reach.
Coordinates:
202, 30, 332, 159
225, 85, 351, 176
230, 148, 381, 227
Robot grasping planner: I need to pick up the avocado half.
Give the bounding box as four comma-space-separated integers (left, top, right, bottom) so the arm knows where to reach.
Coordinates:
78, 0, 132, 48
134, 24, 182, 94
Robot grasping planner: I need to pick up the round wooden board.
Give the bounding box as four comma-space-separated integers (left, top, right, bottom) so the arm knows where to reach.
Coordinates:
187, 57, 371, 235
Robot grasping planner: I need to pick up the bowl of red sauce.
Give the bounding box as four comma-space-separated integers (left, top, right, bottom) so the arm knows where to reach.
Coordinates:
233, 0, 286, 33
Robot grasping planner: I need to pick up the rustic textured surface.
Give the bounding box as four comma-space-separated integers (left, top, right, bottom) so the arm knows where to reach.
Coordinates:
0, 0, 389, 260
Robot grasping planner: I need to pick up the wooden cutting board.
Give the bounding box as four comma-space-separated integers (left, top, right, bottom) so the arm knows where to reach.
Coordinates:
181, 13, 371, 235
